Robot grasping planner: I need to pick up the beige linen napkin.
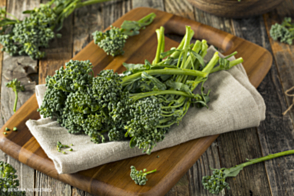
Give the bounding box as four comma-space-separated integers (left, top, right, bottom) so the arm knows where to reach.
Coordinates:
26, 47, 266, 174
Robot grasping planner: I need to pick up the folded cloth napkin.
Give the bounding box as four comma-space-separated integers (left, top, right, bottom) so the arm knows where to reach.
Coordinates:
26, 46, 266, 174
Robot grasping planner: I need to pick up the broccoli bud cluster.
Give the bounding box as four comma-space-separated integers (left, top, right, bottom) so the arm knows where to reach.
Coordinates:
0, 161, 26, 196
270, 17, 294, 45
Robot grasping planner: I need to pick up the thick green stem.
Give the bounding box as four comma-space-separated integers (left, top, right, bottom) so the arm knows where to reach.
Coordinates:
145, 169, 157, 175
152, 27, 165, 65
237, 149, 294, 169
210, 57, 244, 74
130, 90, 194, 101
13, 90, 18, 113
122, 68, 207, 85
78, 0, 111, 7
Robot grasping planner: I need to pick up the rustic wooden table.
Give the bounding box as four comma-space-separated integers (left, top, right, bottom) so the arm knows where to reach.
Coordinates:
0, 0, 294, 195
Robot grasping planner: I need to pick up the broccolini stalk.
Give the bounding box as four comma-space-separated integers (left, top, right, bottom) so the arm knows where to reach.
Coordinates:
93, 13, 156, 56
202, 149, 294, 195
0, 0, 112, 59
6, 79, 25, 113
130, 165, 156, 186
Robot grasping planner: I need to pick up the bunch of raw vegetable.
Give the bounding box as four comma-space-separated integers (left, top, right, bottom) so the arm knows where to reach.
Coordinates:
0, 0, 113, 59
38, 26, 243, 154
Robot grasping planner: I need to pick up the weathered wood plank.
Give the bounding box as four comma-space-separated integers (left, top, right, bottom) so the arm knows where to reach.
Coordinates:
35, 0, 73, 195
174, 5, 231, 196
0, 0, 7, 163
71, 0, 131, 195
260, 1, 294, 195
215, 16, 272, 196
132, 0, 164, 11
0, 1, 39, 195
164, 0, 195, 20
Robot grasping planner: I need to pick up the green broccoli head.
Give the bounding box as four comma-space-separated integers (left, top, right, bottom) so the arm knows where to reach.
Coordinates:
46, 60, 93, 92
92, 26, 128, 56
0, 161, 26, 196
125, 97, 167, 154
38, 88, 66, 119
0, 4, 57, 59
270, 17, 294, 45
202, 168, 230, 195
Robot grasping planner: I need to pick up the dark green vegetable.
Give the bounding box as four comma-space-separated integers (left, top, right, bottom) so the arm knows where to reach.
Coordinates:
270, 17, 294, 45
39, 25, 243, 154
13, 127, 17, 131
0, 161, 26, 195
130, 165, 156, 186
5, 127, 9, 131
56, 141, 70, 153
6, 79, 25, 113
92, 13, 156, 56
0, 0, 111, 59
202, 149, 294, 194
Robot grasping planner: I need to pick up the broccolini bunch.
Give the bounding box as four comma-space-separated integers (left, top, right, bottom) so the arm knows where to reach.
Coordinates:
39, 26, 243, 154
0, 0, 111, 59
92, 13, 156, 56
0, 161, 26, 196
270, 17, 294, 45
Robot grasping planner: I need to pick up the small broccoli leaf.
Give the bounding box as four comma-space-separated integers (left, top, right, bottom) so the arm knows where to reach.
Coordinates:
122, 13, 156, 36
141, 72, 166, 91
22, 10, 34, 14
165, 80, 193, 95
219, 58, 230, 70
223, 165, 244, 178
123, 62, 150, 73
189, 50, 205, 66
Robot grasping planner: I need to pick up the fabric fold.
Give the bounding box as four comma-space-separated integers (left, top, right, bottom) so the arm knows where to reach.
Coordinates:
26, 47, 266, 174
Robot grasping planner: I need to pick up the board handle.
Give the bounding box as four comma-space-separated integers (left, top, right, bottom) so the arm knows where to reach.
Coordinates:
164, 15, 234, 53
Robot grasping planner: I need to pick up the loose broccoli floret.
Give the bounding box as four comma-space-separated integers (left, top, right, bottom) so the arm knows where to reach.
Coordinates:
92, 13, 156, 56
56, 141, 71, 154
202, 149, 294, 194
6, 78, 25, 113
0, 0, 112, 59
270, 17, 294, 45
130, 165, 156, 186
0, 161, 26, 195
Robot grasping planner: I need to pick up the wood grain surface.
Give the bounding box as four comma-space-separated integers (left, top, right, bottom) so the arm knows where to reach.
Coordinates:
2, 0, 294, 196
187, 0, 284, 18
0, 6, 272, 196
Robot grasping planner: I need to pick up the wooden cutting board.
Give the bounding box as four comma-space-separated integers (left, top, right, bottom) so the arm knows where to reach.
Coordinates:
0, 7, 272, 196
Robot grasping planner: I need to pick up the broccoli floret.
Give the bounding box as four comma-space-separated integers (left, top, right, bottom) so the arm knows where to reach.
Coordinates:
270, 17, 294, 45
130, 165, 156, 186
38, 88, 66, 119
125, 97, 166, 154
202, 149, 294, 194
92, 13, 156, 56
6, 78, 25, 113
46, 60, 93, 92
93, 26, 128, 56
0, 161, 26, 195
